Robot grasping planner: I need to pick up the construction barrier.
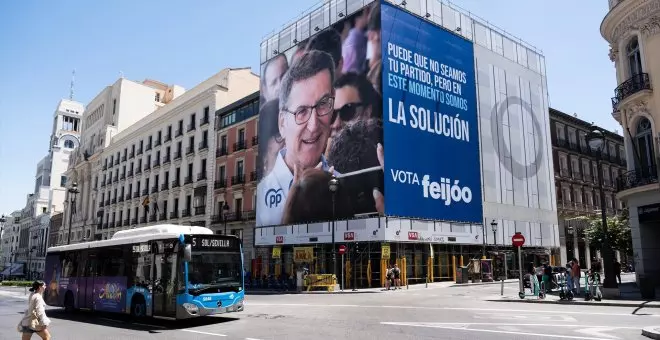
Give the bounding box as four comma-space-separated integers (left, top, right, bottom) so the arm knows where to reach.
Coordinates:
304, 274, 337, 292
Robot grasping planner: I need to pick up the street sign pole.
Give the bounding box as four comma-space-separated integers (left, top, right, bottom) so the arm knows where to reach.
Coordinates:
341, 254, 345, 291
518, 245, 523, 295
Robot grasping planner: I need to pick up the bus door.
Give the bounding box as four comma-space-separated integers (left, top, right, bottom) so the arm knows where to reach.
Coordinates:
76, 251, 92, 309
153, 251, 177, 317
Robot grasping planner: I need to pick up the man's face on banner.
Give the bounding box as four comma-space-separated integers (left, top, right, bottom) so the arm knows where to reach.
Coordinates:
279, 69, 334, 170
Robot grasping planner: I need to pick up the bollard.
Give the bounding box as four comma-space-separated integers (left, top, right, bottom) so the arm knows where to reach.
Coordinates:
426, 277, 428, 288
501, 279, 504, 296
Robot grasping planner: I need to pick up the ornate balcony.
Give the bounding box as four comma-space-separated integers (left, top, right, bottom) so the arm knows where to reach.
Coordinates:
611, 73, 652, 109
616, 166, 658, 192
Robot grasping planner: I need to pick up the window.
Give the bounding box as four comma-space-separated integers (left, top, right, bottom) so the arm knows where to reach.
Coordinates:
635, 118, 655, 170
64, 139, 75, 149
567, 127, 577, 145
235, 198, 243, 214
221, 135, 227, 150
627, 37, 643, 77
238, 128, 245, 144
236, 160, 244, 175
155, 92, 161, 102
555, 123, 565, 140
60, 176, 67, 187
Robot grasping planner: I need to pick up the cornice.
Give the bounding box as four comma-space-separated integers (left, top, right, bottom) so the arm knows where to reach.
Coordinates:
603, 0, 660, 42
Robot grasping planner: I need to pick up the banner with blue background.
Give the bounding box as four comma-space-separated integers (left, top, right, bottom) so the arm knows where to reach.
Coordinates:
381, 0, 483, 223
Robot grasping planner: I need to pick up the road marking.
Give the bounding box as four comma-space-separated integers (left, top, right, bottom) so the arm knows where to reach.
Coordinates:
380, 322, 626, 340
246, 302, 660, 317
474, 313, 577, 322
575, 327, 623, 339
245, 338, 263, 340
181, 329, 227, 337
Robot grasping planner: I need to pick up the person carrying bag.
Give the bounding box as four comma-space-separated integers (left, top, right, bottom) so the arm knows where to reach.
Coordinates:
17, 280, 52, 340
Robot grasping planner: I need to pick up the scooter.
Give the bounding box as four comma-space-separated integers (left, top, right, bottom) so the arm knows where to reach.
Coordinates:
583, 271, 603, 301
519, 273, 545, 300
558, 272, 574, 301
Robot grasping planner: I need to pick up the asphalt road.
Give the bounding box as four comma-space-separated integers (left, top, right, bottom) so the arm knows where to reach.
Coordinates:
1, 282, 658, 340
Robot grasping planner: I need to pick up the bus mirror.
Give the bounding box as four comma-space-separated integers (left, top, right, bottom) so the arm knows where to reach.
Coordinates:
184, 244, 192, 262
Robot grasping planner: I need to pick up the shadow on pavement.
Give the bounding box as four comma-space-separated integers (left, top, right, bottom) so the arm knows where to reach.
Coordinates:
46, 309, 239, 332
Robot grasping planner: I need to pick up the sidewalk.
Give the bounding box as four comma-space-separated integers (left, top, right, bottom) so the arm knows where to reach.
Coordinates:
487, 274, 660, 308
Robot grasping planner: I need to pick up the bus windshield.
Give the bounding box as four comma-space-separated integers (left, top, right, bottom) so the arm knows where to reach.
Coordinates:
187, 252, 242, 295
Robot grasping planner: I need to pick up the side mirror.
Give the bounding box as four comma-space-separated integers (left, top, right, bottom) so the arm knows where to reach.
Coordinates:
183, 244, 192, 262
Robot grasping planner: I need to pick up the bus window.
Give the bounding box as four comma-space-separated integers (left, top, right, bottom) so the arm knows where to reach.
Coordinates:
61, 252, 78, 278
130, 245, 152, 288
98, 247, 126, 277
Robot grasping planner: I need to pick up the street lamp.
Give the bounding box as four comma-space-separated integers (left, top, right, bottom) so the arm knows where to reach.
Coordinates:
66, 182, 80, 245
222, 202, 230, 235
27, 247, 35, 280
10, 251, 15, 280
329, 176, 339, 279
490, 220, 498, 253
587, 129, 618, 289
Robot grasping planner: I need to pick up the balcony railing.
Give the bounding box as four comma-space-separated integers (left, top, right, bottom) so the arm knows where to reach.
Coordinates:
199, 141, 208, 151
612, 73, 652, 108
146, 143, 152, 151
174, 151, 182, 160
98, 202, 103, 208
118, 196, 124, 202
127, 170, 133, 177
182, 209, 191, 217
187, 123, 196, 132
155, 138, 161, 146
216, 147, 228, 157
144, 163, 151, 171
250, 171, 258, 182
140, 216, 147, 224
136, 168, 142, 175
121, 155, 127, 162
200, 115, 210, 126
120, 173, 126, 180
153, 159, 160, 167
129, 152, 135, 158
131, 218, 138, 225
176, 129, 183, 137
186, 147, 195, 156
103, 223, 108, 229
151, 186, 159, 194
124, 219, 130, 226
142, 189, 149, 196
111, 198, 116, 204
159, 212, 167, 221
163, 155, 171, 164
233, 140, 246, 152
252, 135, 259, 146
231, 174, 245, 185
161, 183, 169, 191
194, 206, 206, 215
170, 211, 179, 219
171, 179, 180, 188
149, 214, 157, 222
164, 134, 172, 143
616, 166, 658, 192
214, 178, 227, 189
105, 200, 110, 206
133, 192, 140, 199
137, 148, 143, 155
197, 172, 207, 181
184, 176, 193, 185
125, 194, 132, 201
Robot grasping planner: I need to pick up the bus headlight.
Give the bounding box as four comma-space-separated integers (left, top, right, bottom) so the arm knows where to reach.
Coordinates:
182, 303, 199, 313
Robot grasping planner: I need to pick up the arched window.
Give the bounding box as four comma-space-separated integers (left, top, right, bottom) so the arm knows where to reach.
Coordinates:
64, 139, 75, 149
627, 37, 643, 77
634, 117, 655, 171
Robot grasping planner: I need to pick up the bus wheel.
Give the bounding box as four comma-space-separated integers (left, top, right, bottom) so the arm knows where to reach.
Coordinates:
64, 292, 75, 313
131, 296, 146, 319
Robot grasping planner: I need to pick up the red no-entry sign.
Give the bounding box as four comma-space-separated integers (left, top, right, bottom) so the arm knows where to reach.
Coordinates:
512, 233, 525, 247
338, 245, 346, 255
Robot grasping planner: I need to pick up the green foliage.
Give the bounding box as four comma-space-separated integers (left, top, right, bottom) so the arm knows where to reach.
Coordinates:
581, 210, 632, 255
0, 280, 33, 287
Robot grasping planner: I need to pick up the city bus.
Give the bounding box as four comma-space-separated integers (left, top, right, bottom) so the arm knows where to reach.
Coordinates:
43, 224, 244, 319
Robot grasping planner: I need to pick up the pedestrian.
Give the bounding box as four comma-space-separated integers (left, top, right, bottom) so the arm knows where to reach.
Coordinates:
384, 264, 392, 290
571, 258, 581, 295
614, 261, 622, 285
392, 263, 401, 289
565, 262, 574, 293
542, 263, 552, 292
17, 280, 51, 340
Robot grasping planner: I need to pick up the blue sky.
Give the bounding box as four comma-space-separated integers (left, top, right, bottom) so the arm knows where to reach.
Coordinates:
0, 0, 615, 214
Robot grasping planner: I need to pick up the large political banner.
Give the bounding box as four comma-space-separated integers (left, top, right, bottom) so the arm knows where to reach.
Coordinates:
381, 0, 483, 223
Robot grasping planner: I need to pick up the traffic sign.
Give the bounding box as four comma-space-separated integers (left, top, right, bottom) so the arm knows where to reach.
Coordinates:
511, 233, 525, 247
338, 245, 346, 255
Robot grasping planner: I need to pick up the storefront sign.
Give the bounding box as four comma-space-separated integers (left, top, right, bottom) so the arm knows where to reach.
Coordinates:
272, 247, 281, 259
344, 232, 355, 241
293, 247, 314, 263
639, 203, 660, 223
381, 244, 391, 259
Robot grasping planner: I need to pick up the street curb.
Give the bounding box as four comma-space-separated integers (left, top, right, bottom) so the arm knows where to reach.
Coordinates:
488, 298, 660, 308
642, 326, 660, 339
450, 280, 518, 288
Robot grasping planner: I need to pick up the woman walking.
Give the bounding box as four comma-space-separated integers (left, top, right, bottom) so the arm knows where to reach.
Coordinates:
18, 280, 51, 340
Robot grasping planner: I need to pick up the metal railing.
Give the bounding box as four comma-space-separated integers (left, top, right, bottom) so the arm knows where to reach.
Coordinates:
612, 73, 651, 108
616, 166, 658, 191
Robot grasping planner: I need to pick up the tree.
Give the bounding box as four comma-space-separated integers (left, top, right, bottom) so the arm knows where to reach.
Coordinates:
581, 209, 632, 255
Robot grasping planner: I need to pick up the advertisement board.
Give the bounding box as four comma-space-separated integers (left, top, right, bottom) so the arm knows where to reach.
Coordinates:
256, 1, 384, 227
93, 276, 127, 313
380, 0, 482, 223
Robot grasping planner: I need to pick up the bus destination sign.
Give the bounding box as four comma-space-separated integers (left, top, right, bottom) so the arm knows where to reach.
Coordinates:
191, 236, 239, 251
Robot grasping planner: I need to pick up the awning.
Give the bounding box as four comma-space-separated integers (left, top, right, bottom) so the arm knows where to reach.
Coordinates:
1, 263, 24, 276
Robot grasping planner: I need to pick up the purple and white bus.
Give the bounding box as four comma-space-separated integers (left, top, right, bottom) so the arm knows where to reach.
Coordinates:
44, 224, 244, 319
